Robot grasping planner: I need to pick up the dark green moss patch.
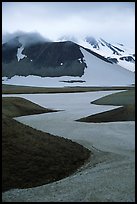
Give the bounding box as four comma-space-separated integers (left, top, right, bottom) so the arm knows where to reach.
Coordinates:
77, 105, 135, 123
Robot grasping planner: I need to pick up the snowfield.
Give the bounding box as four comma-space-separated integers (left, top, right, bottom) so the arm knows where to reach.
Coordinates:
59, 37, 135, 72
2, 90, 135, 202
80, 40, 135, 72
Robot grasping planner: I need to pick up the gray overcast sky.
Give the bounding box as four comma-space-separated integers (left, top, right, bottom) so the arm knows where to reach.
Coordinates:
2, 2, 135, 48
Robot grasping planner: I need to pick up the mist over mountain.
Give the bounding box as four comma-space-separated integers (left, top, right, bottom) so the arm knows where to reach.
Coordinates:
2, 31, 51, 46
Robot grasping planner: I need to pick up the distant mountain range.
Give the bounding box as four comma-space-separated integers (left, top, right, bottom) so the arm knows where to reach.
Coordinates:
2, 32, 135, 87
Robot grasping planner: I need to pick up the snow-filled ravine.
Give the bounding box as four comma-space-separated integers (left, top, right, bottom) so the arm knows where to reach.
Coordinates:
2, 91, 135, 202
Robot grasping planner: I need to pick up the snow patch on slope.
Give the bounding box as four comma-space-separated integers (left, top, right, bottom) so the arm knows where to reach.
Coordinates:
17, 46, 27, 61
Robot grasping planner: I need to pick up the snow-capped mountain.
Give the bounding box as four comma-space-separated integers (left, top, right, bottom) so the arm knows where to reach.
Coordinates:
2, 32, 135, 87
58, 36, 135, 72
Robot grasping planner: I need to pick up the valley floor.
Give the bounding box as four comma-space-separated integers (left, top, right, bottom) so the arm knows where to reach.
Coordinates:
2, 88, 135, 202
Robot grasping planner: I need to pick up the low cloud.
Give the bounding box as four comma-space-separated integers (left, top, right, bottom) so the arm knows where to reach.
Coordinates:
2, 31, 51, 46
2, 2, 135, 47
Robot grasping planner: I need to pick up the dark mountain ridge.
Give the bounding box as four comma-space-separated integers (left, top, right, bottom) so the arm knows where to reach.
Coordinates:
3, 36, 111, 79
2, 38, 88, 78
